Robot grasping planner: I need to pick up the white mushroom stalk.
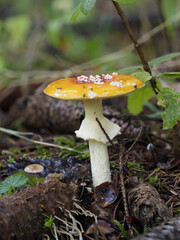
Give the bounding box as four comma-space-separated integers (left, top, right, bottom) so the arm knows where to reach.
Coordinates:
75, 99, 120, 187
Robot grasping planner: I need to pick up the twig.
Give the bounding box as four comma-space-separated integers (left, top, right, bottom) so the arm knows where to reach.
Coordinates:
111, 0, 159, 94
112, 199, 121, 221
118, 128, 142, 218
172, 123, 180, 163
118, 145, 130, 222
123, 127, 143, 158
96, 117, 118, 150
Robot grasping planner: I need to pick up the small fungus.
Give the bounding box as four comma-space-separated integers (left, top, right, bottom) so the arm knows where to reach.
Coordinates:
44, 73, 144, 187
24, 164, 44, 185
24, 164, 44, 173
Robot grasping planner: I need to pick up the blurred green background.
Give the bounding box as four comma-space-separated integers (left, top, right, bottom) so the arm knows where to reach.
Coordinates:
0, 0, 179, 87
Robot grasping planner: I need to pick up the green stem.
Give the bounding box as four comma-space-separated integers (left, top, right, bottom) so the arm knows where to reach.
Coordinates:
0, 127, 81, 154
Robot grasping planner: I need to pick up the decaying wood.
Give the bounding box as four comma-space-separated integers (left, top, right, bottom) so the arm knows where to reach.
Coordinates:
128, 182, 170, 227
0, 175, 78, 240
132, 216, 180, 240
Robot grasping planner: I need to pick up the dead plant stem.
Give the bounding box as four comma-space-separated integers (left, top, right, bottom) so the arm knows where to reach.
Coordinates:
111, 0, 159, 94
123, 127, 142, 158
119, 150, 129, 217
118, 146, 132, 238
172, 123, 180, 164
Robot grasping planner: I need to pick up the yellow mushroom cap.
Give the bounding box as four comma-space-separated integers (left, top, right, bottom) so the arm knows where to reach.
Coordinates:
44, 73, 145, 100
24, 164, 44, 173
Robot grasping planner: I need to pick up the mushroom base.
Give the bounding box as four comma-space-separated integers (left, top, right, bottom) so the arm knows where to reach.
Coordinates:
89, 139, 111, 187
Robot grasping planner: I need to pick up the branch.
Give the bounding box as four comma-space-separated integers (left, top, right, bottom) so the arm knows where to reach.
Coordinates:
112, 0, 159, 94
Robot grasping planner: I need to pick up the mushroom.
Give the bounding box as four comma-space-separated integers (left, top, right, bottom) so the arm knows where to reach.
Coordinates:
44, 73, 144, 187
24, 164, 44, 185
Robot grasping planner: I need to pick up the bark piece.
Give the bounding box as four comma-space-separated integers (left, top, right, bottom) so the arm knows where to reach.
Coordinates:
128, 182, 170, 227
0, 176, 78, 240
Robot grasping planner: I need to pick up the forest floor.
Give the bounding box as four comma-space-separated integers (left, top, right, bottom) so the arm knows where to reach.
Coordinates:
0, 82, 179, 240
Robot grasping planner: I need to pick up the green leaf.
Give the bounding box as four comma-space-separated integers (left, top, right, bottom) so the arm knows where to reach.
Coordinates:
114, 220, 130, 239
157, 72, 180, 80
113, 0, 136, 3
131, 71, 152, 82
128, 85, 155, 115
117, 65, 142, 74
157, 88, 180, 129
80, 0, 96, 15
43, 214, 55, 228
0, 174, 28, 194
17, 169, 43, 186
71, 3, 82, 23
149, 52, 180, 67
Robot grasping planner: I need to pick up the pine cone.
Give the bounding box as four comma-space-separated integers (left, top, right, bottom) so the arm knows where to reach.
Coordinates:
128, 182, 170, 227
5, 93, 83, 133
132, 216, 180, 240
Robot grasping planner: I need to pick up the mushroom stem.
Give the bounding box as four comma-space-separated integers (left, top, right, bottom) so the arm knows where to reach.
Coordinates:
75, 99, 120, 187
89, 139, 111, 187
